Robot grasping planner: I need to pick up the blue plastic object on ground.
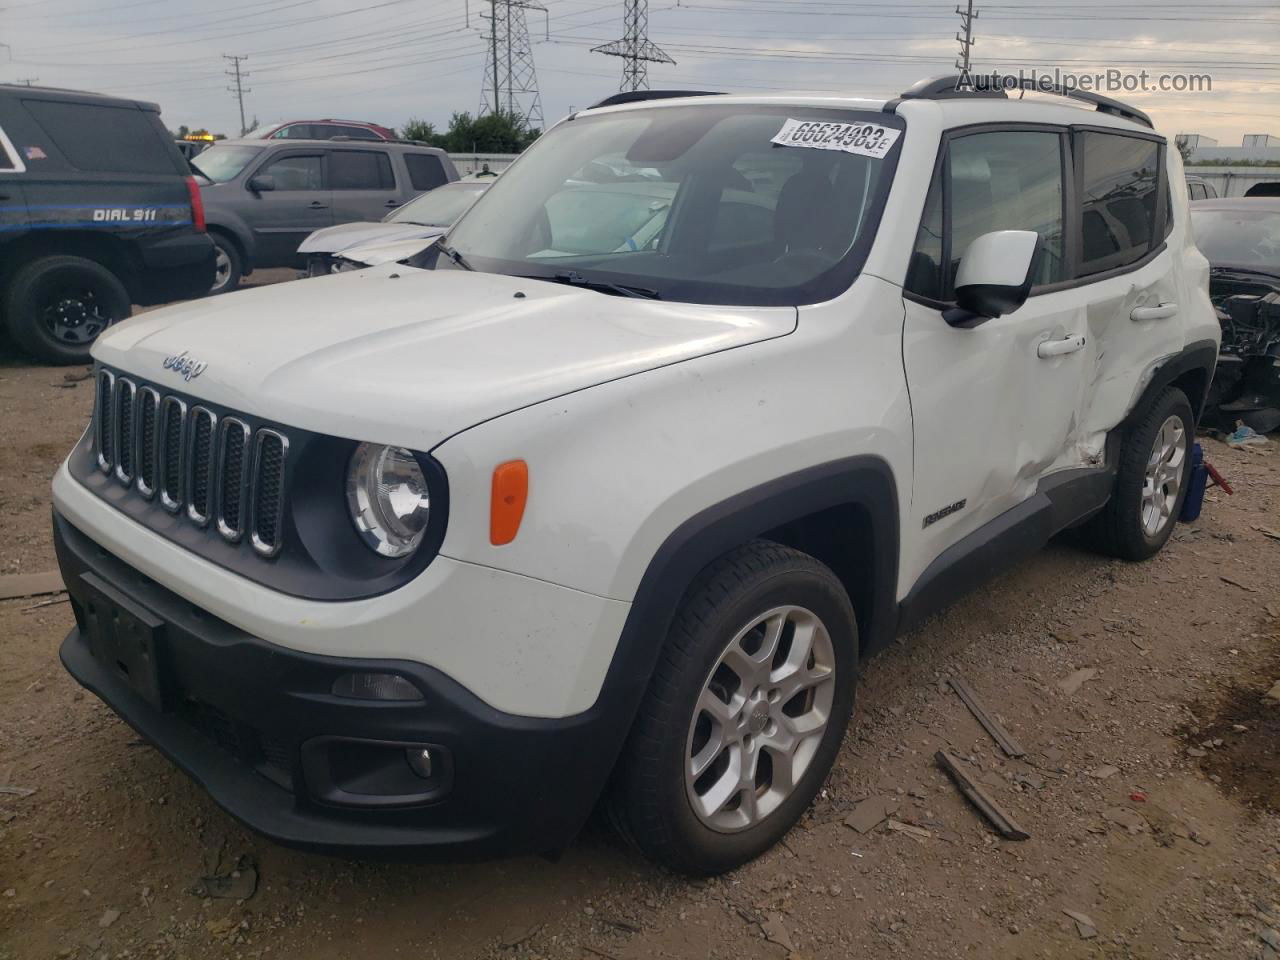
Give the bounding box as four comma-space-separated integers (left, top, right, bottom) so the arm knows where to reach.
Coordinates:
1180, 442, 1208, 522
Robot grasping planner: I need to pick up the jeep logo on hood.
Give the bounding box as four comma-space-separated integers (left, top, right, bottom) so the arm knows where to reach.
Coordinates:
162, 351, 207, 381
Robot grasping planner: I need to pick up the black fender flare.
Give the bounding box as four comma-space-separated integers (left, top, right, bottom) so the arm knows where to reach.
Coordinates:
1127, 339, 1219, 426
572, 455, 901, 809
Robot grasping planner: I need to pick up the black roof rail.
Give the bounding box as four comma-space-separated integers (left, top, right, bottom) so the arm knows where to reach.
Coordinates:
891, 73, 1154, 129
588, 89, 724, 110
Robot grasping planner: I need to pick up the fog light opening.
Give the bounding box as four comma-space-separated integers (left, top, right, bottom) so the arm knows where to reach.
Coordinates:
405, 747, 434, 779
331, 673, 424, 702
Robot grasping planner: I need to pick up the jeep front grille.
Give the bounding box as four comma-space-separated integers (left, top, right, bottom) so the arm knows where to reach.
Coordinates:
93, 372, 289, 559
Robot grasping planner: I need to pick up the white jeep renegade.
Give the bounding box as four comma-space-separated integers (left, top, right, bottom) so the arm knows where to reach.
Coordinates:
54, 76, 1219, 875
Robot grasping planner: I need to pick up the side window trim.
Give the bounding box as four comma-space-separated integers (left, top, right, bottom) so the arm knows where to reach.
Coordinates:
0, 123, 26, 173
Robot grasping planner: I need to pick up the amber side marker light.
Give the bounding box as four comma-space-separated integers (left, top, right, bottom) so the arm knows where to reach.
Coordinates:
490, 460, 528, 545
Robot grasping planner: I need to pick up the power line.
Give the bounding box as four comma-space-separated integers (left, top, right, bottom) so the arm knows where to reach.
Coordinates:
224, 54, 251, 136
591, 0, 675, 92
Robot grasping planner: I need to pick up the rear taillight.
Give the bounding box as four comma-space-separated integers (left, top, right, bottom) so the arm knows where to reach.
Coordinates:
186, 176, 206, 233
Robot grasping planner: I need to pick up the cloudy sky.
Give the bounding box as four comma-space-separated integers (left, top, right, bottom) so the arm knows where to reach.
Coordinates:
1, 0, 1276, 144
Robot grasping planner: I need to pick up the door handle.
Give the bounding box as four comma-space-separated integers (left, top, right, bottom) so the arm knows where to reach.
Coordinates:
1131, 302, 1178, 321
308, 201, 328, 209
384, 200, 400, 207
1037, 335, 1086, 359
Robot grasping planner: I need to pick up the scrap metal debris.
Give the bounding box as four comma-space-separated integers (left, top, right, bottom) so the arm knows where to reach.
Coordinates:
1062, 909, 1098, 940
0, 571, 64, 601
844, 795, 899, 834
947, 674, 1026, 757
934, 751, 1030, 841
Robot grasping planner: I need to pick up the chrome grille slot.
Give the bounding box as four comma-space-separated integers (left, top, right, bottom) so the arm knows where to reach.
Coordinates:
135, 387, 160, 499
95, 369, 115, 472
185, 407, 217, 526
88, 367, 292, 562
249, 430, 287, 558
216, 418, 251, 542
113, 378, 136, 485
158, 396, 187, 513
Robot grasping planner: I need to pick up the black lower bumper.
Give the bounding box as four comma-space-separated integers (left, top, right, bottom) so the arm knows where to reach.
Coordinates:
54, 512, 619, 858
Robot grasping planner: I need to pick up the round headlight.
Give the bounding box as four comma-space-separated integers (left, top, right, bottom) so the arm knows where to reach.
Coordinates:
346, 443, 431, 557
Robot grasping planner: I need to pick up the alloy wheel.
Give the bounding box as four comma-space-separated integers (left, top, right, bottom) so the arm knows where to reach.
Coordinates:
684, 605, 836, 833
1140, 414, 1187, 537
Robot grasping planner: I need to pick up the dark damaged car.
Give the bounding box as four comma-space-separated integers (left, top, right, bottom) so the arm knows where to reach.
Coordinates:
1191, 197, 1280, 433
0, 84, 213, 364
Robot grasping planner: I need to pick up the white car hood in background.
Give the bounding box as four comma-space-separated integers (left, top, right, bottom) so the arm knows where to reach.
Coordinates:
297, 220, 445, 256
93, 266, 797, 451
337, 234, 441, 266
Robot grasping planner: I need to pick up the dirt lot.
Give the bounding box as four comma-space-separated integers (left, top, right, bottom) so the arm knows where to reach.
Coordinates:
2, 301, 1278, 958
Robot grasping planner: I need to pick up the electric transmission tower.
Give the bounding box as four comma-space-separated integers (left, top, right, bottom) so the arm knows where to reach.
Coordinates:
592, 0, 674, 93
479, 0, 545, 131
224, 54, 251, 137
954, 0, 977, 73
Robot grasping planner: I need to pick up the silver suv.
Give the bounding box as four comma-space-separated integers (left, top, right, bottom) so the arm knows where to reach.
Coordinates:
191, 138, 457, 293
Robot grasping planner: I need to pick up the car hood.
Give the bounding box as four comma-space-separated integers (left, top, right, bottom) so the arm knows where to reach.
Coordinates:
338, 234, 441, 266
297, 221, 444, 255
93, 265, 796, 451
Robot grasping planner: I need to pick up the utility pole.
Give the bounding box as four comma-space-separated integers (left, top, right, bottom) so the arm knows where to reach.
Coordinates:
592, 0, 674, 93
954, 0, 977, 74
223, 54, 251, 137
16, 77, 38, 86
478, 0, 545, 130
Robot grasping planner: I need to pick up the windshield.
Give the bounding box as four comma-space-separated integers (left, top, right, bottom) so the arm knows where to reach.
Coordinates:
191, 145, 263, 183
387, 182, 489, 226
444, 104, 904, 305
1191, 207, 1280, 271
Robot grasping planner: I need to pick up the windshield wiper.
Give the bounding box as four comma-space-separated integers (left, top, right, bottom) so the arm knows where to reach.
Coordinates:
530, 271, 661, 300
434, 237, 474, 271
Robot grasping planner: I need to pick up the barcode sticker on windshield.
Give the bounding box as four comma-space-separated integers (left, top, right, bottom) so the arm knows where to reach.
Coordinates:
770, 119, 901, 159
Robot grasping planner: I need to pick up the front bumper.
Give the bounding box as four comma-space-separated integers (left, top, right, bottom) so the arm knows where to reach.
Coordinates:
54, 513, 621, 857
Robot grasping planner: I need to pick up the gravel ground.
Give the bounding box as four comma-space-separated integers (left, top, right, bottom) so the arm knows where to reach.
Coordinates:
1, 296, 1277, 958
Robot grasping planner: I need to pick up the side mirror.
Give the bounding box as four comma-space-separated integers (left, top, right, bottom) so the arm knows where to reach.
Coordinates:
247, 174, 275, 194
943, 230, 1039, 329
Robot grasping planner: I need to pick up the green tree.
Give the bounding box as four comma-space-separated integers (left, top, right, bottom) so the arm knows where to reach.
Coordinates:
400, 111, 540, 153
400, 118, 445, 147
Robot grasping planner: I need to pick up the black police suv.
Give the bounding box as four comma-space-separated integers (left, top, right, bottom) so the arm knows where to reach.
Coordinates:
0, 84, 214, 364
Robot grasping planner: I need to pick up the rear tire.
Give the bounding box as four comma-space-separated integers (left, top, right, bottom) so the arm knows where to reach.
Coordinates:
1079, 387, 1194, 561
2, 255, 132, 365
608, 540, 858, 875
208, 233, 242, 295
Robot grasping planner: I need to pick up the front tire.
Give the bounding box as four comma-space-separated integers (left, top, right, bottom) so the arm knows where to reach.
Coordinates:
2, 255, 132, 365
1080, 386, 1194, 560
609, 541, 858, 875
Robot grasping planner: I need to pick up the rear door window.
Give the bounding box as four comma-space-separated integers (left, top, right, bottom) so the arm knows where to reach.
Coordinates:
404, 153, 448, 191
1077, 131, 1161, 275
23, 99, 178, 173
329, 150, 395, 190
